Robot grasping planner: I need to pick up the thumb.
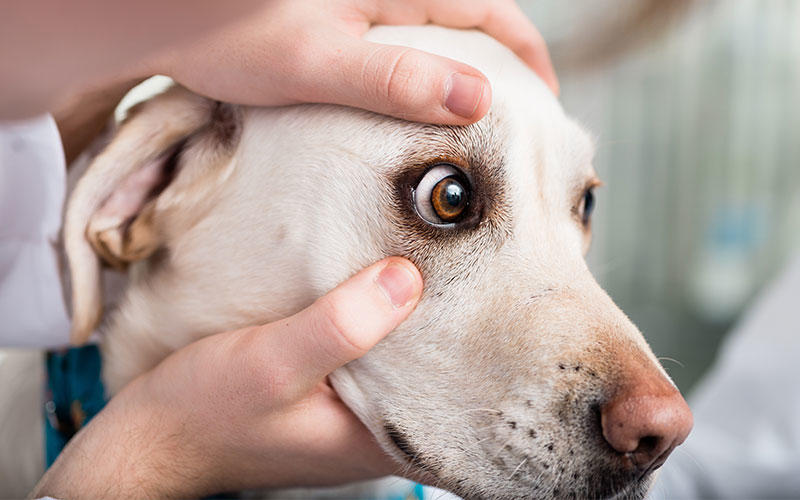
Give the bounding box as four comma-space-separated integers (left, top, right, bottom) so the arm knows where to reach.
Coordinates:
257, 257, 423, 397
303, 35, 492, 125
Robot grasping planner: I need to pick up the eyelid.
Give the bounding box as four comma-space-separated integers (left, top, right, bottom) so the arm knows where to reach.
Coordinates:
577, 178, 602, 204
571, 177, 602, 225
572, 178, 602, 207
586, 177, 604, 190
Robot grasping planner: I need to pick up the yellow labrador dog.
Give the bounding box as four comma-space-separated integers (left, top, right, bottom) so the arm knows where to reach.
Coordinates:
5, 26, 692, 499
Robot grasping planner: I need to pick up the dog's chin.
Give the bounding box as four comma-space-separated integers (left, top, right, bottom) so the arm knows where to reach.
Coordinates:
380, 429, 654, 500
607, 475, 654, 500
381, 442, 442, 492
402, 470, 652, 500
381, 432, 657, 500
614, 470, 658, 500
329, 369, 656, 500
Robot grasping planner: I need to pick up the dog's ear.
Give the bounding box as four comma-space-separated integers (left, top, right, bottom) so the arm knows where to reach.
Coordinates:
64, 85, 241, 345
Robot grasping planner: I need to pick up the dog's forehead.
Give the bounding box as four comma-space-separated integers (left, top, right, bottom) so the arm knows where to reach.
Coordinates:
365, 25, 597, 185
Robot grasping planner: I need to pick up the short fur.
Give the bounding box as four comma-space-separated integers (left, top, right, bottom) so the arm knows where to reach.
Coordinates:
3, 26, 687, 499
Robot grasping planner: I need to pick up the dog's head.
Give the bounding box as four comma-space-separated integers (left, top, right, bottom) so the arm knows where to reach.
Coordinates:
64, 26, 691, 499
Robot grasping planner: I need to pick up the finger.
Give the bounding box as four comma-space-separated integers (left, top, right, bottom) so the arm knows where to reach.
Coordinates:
298, 34, 492, 124
255, 257, 423, 397
463, 1, 559, 95
361, 0, 559, 95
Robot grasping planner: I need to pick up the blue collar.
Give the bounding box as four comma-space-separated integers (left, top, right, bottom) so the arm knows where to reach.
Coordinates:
41, 344, 429, 500
44, 344, 107, 467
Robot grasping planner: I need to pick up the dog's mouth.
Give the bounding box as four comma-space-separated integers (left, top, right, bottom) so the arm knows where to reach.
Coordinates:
383, 422, 440, 477
384, 423, 417, 460
382, 420, 654, 500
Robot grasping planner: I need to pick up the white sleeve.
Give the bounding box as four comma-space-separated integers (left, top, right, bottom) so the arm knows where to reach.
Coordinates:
0, 114, 71, 349
650, 255, 800, 499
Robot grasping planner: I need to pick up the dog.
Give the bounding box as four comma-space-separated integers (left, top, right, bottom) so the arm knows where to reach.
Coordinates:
3, 26, 692, 499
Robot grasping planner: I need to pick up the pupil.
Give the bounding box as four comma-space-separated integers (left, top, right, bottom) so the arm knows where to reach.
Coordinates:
583, 190, 594, 223
445, 181, 463, 207
429, 174, 469, 222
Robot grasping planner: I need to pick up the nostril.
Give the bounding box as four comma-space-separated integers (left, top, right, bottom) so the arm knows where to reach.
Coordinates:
636, 435, 660, 456
629, 435, 663, 470
600, 389, 693, 474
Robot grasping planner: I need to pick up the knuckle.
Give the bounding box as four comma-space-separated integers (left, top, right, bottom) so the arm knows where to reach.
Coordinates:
365, 47, 424, 113
316, 294, 368, 359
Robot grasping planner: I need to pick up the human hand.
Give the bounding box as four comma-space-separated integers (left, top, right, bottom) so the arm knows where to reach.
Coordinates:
32, 257, 423, 499
152, 0, 558, 125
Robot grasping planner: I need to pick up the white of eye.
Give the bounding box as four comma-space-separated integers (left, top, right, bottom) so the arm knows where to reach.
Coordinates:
413, 164, 469, 225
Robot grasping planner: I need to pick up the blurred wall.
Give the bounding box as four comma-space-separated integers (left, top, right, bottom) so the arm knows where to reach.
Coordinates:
519, 0, 800, 391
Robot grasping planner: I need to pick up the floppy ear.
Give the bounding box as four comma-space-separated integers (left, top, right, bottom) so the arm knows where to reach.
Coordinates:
64, 85, 241, 345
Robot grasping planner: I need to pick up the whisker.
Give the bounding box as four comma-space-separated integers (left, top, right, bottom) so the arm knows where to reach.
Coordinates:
473, 422, 509, 433
657, 356, 685, 368
674, 446, 705, 473
490, 436, 514, 460
475, 435, 496, 445
433, 487, 452, 500
460, 407, 503, 415
508, 457, 529, 480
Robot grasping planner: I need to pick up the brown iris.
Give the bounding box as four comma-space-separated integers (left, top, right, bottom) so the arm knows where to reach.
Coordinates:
431, 176, 468, 222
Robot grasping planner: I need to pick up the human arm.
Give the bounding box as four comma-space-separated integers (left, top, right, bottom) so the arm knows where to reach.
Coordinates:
2, 0, 557, 124
31, 257, 422, 499
53, 78, 144, 165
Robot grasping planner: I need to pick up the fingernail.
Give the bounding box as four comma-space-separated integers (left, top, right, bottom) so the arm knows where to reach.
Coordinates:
444, 73, 486, 119
376, 261, 419, 309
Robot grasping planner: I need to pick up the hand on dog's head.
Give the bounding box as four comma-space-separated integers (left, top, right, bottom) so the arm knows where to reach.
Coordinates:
65, 26, 691, 500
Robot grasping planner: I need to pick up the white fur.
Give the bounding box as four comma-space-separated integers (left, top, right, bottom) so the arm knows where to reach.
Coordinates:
3, 26, 684, 499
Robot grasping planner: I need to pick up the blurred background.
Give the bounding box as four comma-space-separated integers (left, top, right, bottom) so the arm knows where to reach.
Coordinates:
517, 0, 800, 393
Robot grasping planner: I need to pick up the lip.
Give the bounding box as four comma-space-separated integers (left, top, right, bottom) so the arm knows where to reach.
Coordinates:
384, 422, 431, 472
382, 423, 443, 486
381, 430, 651, 500
385, 424, 417, 460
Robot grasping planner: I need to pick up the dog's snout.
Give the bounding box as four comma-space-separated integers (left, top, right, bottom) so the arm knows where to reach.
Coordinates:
600, 374, 693, 475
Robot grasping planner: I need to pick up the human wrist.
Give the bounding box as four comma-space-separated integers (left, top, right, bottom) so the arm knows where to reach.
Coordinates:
32, 374, 216, 499
110, 372, 221, 498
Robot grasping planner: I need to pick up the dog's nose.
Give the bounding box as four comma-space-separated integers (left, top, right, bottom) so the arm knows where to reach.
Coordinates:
600, 372, 693, 474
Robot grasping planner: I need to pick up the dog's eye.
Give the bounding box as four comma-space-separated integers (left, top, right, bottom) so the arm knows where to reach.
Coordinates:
579, 187, 595, 226
413, 164, 471, 225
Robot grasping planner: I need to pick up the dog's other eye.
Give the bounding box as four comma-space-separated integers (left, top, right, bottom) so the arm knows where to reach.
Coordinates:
413, 164, 471, 225
579, 187, 595, 226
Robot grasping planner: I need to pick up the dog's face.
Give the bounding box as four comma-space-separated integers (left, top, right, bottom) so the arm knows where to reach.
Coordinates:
65, 27, 691, 499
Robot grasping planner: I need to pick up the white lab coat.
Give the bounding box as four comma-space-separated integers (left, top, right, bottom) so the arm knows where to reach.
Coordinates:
651, 255, 800, 498
0, 115, 70, 349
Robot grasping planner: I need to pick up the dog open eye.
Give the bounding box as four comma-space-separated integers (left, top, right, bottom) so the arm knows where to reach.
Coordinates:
579, 187, 595, 226
413, 164, 471, 225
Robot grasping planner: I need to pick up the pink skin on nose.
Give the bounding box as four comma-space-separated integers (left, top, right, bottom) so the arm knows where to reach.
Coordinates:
600, 365, 693, 474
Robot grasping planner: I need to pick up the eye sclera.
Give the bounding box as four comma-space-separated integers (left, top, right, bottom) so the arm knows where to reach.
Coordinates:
413, 163, 472, 226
